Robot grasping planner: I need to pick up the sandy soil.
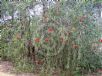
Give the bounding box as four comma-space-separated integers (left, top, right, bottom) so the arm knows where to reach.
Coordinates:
0, 61, 38, 76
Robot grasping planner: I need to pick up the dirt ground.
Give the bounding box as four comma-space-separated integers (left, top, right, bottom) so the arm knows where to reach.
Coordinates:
0, 60, 38, 76
0, 60, 102, 76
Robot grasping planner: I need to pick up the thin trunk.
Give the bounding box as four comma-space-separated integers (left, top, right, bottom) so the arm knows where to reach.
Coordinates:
41, 0, 49, 23
55, 0, 60, 15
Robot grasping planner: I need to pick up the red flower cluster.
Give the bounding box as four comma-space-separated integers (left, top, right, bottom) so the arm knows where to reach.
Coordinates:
99, 39, 102, 42
35, 38, 50, 43
34, 27, 54, 43
35, 38, 40, 43
45, 38, 49, 42
48, 28, 54, 33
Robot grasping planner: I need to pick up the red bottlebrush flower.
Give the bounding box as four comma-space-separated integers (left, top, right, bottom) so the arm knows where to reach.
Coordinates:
99, 39, 102, 42
35, 38, 40, 43
48, 28, 54, 33
72, 44, 79, 49
45, 38, 49, 42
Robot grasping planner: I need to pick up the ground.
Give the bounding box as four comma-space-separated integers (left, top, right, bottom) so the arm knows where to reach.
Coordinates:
0, 60, 38, 76
0, 60, 102, 76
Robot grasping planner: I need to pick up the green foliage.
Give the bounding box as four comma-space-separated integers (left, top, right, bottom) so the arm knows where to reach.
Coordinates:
33, 1, 102, 76
0, 23, 35, 72
0, 0, 102, 76
79, 51, 102, 72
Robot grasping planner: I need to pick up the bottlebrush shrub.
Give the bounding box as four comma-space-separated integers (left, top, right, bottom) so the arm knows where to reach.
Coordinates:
1, 1, 102, 76
33, 24, 72, 74
32, 12, 101, 76
33, 24, 70, 75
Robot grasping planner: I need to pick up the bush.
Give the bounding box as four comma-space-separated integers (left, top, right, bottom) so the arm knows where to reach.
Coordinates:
0, 0, 102, 76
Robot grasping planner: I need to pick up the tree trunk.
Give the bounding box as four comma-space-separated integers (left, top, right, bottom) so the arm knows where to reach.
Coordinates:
55, 0, 60, 15
41, 0, 49, 23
